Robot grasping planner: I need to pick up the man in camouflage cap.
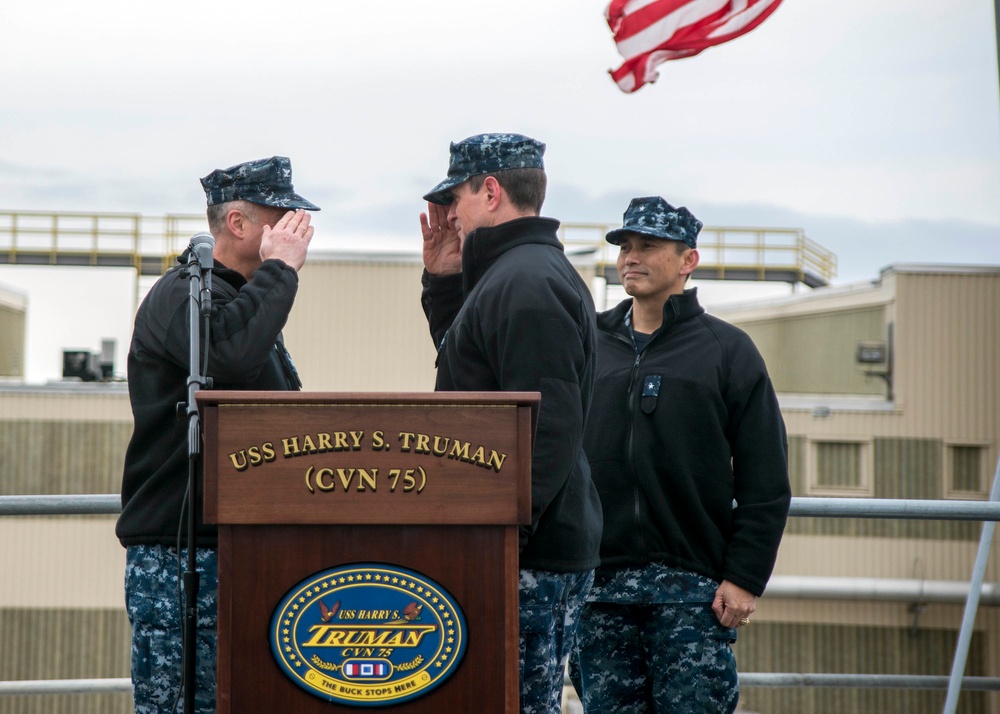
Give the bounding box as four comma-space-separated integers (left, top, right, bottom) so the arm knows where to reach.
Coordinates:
118, 156, 319, 713
569, 196, 791, 713
419, 133, 603, 713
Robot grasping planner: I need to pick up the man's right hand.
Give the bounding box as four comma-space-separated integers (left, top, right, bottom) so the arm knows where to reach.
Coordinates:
260, 209, 314, 272
419, 202, 462, 276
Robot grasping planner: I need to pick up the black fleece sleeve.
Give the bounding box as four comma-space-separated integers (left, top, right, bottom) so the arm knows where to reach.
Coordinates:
160, 259, 299, 384
420, 269, 464, 353
722, 336, 791, 596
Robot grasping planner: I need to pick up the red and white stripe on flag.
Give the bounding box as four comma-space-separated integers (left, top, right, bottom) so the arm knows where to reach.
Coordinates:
606, 0, 784, 93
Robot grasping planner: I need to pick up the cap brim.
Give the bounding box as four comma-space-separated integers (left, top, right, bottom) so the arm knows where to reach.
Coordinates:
422, 176, 465, 205
605, 226, 681, 245
249, 193, 321, 211
284, 193, 321, 211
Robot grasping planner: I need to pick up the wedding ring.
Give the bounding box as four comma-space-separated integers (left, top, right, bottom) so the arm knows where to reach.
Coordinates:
739, 617, 750, 626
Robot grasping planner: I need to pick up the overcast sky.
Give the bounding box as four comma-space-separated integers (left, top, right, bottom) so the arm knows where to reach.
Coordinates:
2, 0, 999, 383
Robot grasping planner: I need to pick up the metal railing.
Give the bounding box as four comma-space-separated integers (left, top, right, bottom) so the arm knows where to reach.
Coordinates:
559, 221, 838, 287
0, 210, 142, 269
1, 488, 998, 705
0, 211, 837, 287
0, 210, 209, 306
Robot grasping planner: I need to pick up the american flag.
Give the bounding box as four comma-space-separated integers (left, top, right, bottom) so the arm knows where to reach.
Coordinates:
606, 0, 784, 93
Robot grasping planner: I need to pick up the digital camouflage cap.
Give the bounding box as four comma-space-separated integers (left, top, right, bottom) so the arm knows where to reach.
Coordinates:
605, 196, 702, 248
423, 133, 545, 205
200, 156, 320, 211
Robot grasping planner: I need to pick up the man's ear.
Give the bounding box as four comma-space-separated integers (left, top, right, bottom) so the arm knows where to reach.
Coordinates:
482, 176, 502, 211
680, 248, 700, 276
226, 208, 247, 238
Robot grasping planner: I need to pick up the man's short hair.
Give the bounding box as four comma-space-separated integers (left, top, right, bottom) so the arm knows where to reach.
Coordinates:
467, 168, 547, 214
206, 200, 260, 235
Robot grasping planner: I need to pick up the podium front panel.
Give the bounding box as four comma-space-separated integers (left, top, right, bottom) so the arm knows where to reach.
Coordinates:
199, 392, 536, 526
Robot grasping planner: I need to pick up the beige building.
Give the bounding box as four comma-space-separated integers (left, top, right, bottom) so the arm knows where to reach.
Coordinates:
713, 264, 1000, 714
0, 283, 26, 379
1, 259, 997, 713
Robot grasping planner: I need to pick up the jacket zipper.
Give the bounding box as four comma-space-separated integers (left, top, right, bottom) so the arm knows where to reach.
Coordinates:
625, 344, 646, 554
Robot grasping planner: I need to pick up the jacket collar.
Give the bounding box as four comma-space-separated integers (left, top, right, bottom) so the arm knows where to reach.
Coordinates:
175, 250, 246, 288
599, 288, 704, 336
461, 216, 562, 294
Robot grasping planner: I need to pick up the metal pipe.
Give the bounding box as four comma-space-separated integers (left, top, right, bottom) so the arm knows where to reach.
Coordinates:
789, 497, 1000, 521
738, 674, 1000, 691
0, 678, 132, 696
563, 672, 1000, 692
0, 494, 120, 516
6, 494, 1000, 520
943, 455, 1000, 713
765, 576, 1000, 606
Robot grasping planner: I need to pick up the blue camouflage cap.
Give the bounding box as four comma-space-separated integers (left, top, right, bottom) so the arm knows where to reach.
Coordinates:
423, 133, 545, 205
200, 156, 320, 211
606, 196, 702, 248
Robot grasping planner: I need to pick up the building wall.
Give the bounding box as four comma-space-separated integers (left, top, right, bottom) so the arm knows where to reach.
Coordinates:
0, 285, 27, 378
737, 621, 990, 714
712, 265, 1000, 713
714, 267, 1000, 504
892, 269, 1000, 443
284, 257, 438, 393
0, 387, 132, 714
0, 609, 132, 714
784, 436, 983, 541
736, 305, 887, 396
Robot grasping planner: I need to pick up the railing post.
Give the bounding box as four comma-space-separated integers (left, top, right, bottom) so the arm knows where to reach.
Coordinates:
91, 214, 100, 266
11, 212, 18, 253
50, 213, 59, 264
943, 454, 1000, 714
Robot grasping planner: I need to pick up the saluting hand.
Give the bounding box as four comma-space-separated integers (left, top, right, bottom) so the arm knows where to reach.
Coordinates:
260, 209, 314, 272
419, 202, 462, 276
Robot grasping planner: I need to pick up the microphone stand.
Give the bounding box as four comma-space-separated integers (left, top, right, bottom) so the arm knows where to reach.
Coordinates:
181, 236, 214, 713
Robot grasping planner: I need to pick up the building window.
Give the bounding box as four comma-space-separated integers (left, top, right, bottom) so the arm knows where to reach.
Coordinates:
944, 444, 988, 500
807, 439, 873, 497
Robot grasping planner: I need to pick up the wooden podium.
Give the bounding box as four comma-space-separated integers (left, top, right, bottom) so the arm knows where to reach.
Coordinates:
198, 392, 538, 713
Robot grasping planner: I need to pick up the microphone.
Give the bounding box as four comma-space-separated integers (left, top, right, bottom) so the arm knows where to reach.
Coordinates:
189, 233, 215, 270
187, 233, 215, 318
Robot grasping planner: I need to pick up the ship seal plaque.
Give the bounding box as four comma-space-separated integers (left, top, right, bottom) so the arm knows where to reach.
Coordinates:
269, 562, 468, 706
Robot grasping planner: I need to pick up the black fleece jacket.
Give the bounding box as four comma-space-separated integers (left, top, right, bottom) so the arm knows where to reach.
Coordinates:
421, 216, 603, 572
116, 255, 302, 548
586, 290, 790, 596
